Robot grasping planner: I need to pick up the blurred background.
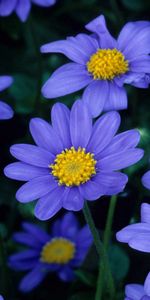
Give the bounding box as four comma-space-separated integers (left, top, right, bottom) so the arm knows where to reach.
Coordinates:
0, 0, 150, 299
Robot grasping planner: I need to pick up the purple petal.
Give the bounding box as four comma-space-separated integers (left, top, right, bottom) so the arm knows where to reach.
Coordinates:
9, 250, 39, 262
30, 118, 63, 154
58, 266, 74, 282
13, 232, 42, 248
32, 0, 56, 6
125, 284, 145, 300
15, 0, 31, 22
51, 103, 71, 148
16, 175, 57, 203
0, 76, 13, 91
22, 222, 50, 243
116, 223, 150, 243
144, 273, 150, 296
103, 82, 127, 112
129, 233, 150, 252
87, 111, 120, 155
19, 264, 46, 292
141, 203, 150, 224
70, 100, 92, 148
85, 15, 117, 48
60, 213, 79, 239
62, 187, 84, 211
99, 130, 140, 159
4, 162, 49, 181
34, 187, 64, 220
130, 57, 150, 73
82, 80, 109, 118
41, 34, 97, 64
0, 101, 14, 120
94, 171, 128, 195
10, 144, 54, 167
142, 171, 150, 190
79, 178, 105, 201
0, 0, 16, 16
41, 63, 92, 99
76, 225, 92, 248
9, 259, 37, 271
51, 220, 61, 236
98, 148, 144, 171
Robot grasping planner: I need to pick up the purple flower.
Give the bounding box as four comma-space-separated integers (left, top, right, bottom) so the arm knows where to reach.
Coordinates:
0, 75, 13, 120
9, 213, 92, 293
4, 100, 143, 220
41, 15, 150, 118
142, 171, 150, 190
116, 203, 150, 252
0, 0, 56, 22
125, 272, 150, 300
0, 296, 4, 300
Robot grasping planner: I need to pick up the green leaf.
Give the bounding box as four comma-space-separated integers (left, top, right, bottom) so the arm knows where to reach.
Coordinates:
122, 0, 150, 11
109, 244, 130, 281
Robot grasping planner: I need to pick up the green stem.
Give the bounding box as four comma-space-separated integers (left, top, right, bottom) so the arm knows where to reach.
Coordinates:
83, 201, 115, 300
95, 195, 117, 300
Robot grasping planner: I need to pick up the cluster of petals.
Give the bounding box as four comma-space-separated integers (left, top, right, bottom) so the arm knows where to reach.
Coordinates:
117, 203, 150, 252
4, 100, 143, 220
125, 272, 150, 300
41, 14, 150, 117
0, 75, 13, 120
9, 213, 92, 292
0, 0, 56, 22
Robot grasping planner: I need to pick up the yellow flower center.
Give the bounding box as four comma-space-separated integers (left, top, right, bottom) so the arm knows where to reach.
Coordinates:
87, 48, 129, 80
50, 146, 96, 187
40, 238, 75, 264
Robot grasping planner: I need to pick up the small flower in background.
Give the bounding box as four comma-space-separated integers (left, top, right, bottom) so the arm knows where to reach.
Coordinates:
41, 15, 150, 118
9, 213, 92, 293
116, 203, 150, 252
0, 0, 56, 23
4, 100, 143, 220
142, 171, 150, 190
0, 76, 14, 120
125, 272, 150, 300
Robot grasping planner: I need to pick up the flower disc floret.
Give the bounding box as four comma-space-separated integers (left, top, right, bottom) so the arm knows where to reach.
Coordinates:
40, 238, 75, 264
87, 48, 129, 80
50, 146, 97, 187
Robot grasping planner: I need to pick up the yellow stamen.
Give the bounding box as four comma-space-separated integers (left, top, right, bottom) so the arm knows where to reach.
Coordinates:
87, 48, 129, 80
40, 238, 75, 264
50, 146, 96, 187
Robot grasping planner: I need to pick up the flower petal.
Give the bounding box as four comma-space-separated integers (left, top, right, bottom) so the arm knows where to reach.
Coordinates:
62, 187, 84, 211
103, 82, 127, 112
51, 103, 71, 148
142, 171, 150, 190
98, 149, 144, 171
0, 101, 14, 120
141, 203, 150, 224
82, 80, 109, 118
10, 144, 54, 167
9, 250, 39, 263
79, 178, 105, 201
13, 232, 42, 248
125, 284, 145, 300
41, 63, 92, 99
16, 175, 57, 203
15, 0, 31, 22
87, 111, 120, 155
94, 171, 128, 195
0, 76, 13, 91
116, 223, 150, 243
22, 222, 50, 243
4, 162, 49, 181
19, 264, 46, 292
60, 213, 79, 239
58, 266, 74, 282
0, 0, 17, 16
129, 233, 150, 252
85, 15, 117, 48
144, 272, 150, 296
130, 57, 150, 73
34, 187, 64, 220
32, 0, 55, 6
29, 118, 63, 154
70, 100, 92, 148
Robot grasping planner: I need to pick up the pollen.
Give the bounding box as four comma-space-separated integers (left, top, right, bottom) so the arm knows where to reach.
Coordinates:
87, 48, 129, 80
50, 146, 96, 187
40, 238, 75, 264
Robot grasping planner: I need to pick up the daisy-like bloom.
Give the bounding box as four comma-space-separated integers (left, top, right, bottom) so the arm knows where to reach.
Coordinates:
0, 0, 56, 23
0, 75, 14, 120
116, 203, 150, 252
9, 213, 92, 293
125, 272, 150, 300
4, 100, 143, 220
142, 171, 150, 190
41, 15, 150, 118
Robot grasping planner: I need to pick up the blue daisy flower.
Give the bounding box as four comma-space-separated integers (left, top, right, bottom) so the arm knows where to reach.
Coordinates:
41, 15, 150, 117
125, 272, 150, 300
9, 213, 92, 293
4, 100, 143, 220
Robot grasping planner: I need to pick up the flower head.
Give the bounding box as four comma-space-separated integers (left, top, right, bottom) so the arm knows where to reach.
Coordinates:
116, 203, 150, 252
0, 75, 13, 120
125, 272, 150, 300
0, 0, 56, 22
41, 15, 150, 117
8, 213, 92, 292
142, 171, 150, 190
4, 100, 143, 220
